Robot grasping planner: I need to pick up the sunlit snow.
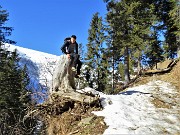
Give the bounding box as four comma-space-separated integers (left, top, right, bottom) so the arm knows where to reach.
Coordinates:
93, 81, 180, 134
6, 44, 59, 86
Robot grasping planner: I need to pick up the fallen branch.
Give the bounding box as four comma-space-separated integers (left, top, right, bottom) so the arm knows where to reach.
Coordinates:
142, 59, 179, 76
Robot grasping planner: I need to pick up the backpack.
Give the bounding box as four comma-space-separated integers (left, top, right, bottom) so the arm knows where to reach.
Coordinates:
64, 37, 71, 43
61, 37, 71, 54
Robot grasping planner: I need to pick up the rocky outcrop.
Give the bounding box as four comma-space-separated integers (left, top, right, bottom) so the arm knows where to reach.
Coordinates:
51, 55, 76, 93
50, 55, 99, 105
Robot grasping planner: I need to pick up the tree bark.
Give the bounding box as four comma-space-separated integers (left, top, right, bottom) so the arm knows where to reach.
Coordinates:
50, 55, 99, 105
51, 55, 76, 93
124, 46, 130, 84
177, 41, 180, 58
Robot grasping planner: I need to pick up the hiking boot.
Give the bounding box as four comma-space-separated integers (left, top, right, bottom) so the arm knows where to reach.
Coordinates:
71, 67, 76, 71
75, 74, 80, 78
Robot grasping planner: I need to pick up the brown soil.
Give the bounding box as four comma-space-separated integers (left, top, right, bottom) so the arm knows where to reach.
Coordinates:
38, 97, 108, 135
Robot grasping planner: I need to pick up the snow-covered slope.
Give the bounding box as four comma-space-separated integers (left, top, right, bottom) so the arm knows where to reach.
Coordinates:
6, 44, 59, 84
6, 44, 59, 98
92, 80, 180, 134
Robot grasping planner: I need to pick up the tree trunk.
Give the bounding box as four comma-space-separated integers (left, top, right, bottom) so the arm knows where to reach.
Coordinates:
50, 55, 99, 105
137, 53, 142, 74
177, 41, 180, 58
112, 55, 115, 91
177, 2, 180, 58
124, 46, 130, 84
51, 55, 76, 93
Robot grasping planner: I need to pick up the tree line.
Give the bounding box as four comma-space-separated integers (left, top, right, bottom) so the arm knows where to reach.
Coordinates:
0, 6, 36, 134
85, 0, 180, 93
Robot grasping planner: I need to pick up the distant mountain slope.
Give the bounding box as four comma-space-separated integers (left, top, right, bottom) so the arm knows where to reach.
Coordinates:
5, 44, 59, 101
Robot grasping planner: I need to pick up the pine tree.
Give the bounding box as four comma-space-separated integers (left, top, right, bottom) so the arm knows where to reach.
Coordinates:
145, 29, 164, 68
105, 0, 156, 83
153, 0, 179, 58
78, 43, 85, 61
167, 0, 180, 58
164, 0, 179, 58
85, 12, 109, 92
0, 6, 35, 134
105, 21, 122, 91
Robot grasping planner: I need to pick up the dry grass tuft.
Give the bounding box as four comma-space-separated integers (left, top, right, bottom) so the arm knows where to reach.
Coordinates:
156, 59, 180, 92
151, 98, 172, 109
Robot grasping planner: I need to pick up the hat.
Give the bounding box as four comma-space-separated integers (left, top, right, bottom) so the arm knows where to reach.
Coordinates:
71, 35, 77, 39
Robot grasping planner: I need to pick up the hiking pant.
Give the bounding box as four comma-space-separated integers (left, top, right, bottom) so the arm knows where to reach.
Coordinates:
76, 59, 82, 75
70, 54, 82, 74
70, 53, 79, 67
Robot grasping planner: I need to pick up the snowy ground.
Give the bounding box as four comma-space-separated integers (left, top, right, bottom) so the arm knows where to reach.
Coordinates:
89, 80, 180, 134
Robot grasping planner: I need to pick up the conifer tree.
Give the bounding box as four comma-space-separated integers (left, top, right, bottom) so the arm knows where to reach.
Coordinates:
153, 0, 180, 58
167, 0, 180, 58
145, 29, 164, 68
86, 12, 109, 92
0, 6, 35, 134
105, 23, 122, 91
104, 0, 156, 83
163, 0, 179, 58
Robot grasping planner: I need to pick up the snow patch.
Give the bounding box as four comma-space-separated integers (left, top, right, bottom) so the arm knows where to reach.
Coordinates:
93, 80, 180, 134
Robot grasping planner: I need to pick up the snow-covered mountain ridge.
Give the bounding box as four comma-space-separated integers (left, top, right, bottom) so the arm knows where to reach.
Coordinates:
5, 44, 59, 90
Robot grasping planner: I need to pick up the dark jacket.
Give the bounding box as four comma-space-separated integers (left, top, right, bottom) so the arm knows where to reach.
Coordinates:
61, 40, 78, 54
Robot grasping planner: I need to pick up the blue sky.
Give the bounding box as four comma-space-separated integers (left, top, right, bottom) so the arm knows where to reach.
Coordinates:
1, 0, 107, 55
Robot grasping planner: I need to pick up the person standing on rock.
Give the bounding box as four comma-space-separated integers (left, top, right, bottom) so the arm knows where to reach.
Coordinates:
61, 35, 82, 78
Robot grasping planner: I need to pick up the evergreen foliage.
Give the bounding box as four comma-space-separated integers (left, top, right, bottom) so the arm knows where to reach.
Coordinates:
153, 0, 180, 58
104, 0, 156, 83
85, 12, 111, 92
85, 0, 179, 92
145, 29, 164, 68
0, 6, 35, 134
